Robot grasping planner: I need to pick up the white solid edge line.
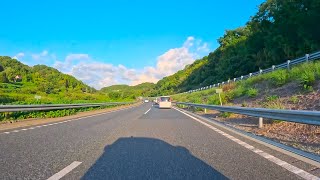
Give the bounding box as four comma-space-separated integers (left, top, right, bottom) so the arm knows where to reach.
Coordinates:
172, 107, 319, 180
144, 108, 151, 114
47, 161, 82, 180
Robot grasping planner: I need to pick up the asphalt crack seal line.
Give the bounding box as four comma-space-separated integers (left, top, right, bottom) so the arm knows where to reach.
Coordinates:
47, 161, 82, 180
173, 107, 320, 180
0, 105, 139, 135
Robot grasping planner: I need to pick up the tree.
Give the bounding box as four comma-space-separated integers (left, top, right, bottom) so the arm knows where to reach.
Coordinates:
0, 72, 8, 83
0, 64, 4, 72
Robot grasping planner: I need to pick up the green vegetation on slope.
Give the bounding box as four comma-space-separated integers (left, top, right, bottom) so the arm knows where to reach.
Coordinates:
0, 56, 109, 104
156, 0, 320, 94
100, 82, 156, 99
172, 61, 320, 106
154, 58, 208, 95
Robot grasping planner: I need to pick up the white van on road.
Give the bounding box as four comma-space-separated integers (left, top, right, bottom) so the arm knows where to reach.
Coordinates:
158, 96, 172, 109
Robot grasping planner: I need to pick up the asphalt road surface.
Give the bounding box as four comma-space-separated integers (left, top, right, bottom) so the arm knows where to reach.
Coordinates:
0, 103, 319, 180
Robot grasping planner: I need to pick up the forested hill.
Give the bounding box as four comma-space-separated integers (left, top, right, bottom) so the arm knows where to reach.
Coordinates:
0, 56, 156, 104
100, 82, 156, 99
0, 56, 92, 94
0, 56, 103, 104
155, 0, 320, 95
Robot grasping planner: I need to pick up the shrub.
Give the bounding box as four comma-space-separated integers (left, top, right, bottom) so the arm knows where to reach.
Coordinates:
222, 83, 236, 92
265, 95, 279, 102
290, 96, 299, 104
230, 85, 246, 98
246, 88, 258, 97
245, 75, 264, 86
300, 70, 315, 89
207, 95, 221, 105
315, 62, 320, 79
220, 112, 233, 118
263, 100, 285, 109
270, 70, 288, 86
207, 93, 228, 105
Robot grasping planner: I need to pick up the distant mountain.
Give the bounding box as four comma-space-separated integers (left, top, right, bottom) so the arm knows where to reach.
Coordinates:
101, 82, 156, 98
100, 84, 130, 92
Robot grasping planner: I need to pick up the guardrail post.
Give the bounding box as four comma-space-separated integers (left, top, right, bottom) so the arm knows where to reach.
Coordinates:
204, 108, 207, 113
258, 117, 263, 128
272, 65, 275, 71
259, 69, 263, 74
287, 60, 291, 70
218, 93, 222, 106
249, 73, 252, 77
305, 54, 309, 62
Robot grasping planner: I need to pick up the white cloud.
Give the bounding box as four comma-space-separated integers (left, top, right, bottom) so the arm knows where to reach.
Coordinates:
68, 62, 139, 88
183, 36, 195, 48
129, 36, 203, 85
53, 53, 90, 73
32, 50, 49, 60
197, 42, 209, 52
13, 52, 25, 60
41, 50, 48, 56
65, 54, 89, 62
53, 36, 210, 89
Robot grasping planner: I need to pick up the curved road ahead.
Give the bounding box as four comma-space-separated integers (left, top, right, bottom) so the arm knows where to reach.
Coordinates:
0, 103, 319, 179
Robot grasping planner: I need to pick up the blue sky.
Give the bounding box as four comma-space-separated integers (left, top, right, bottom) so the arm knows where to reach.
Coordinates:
0, 0, 264, 89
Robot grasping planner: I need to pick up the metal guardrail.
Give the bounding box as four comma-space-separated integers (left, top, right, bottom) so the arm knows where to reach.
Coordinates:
178, 51, 320, 94
176, 102, 320, 126
0, 102, 134, 112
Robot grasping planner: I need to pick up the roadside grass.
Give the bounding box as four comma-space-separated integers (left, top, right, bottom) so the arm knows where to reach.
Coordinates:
0, 89, 135, 122
173, 60, 320, 108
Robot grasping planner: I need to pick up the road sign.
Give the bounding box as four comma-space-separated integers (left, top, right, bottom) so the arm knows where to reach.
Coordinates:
34, 95, 41, 100
215, 89, 223, 106
215, 89, 223, 93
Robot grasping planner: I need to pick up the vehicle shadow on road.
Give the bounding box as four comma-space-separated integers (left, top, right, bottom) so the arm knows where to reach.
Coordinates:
82, 137, 227, 180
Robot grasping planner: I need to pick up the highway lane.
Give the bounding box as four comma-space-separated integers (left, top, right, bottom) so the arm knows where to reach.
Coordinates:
0, 103, 150, 179
0, 103, 318, 179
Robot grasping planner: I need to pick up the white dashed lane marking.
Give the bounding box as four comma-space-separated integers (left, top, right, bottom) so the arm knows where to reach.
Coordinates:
144, 108, 151, 114
47, 161, 82, 180
173, 107, 319, 180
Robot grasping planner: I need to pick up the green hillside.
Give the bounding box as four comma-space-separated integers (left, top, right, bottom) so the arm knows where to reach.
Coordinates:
156, 0, 320, 94
153, 58, 208, 95
0, 56, 112, 104
101, 82, 156, 99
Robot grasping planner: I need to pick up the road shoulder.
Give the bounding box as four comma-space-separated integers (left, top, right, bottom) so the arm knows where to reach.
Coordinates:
0, 102, 142, 131
173, 106, 320, 178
